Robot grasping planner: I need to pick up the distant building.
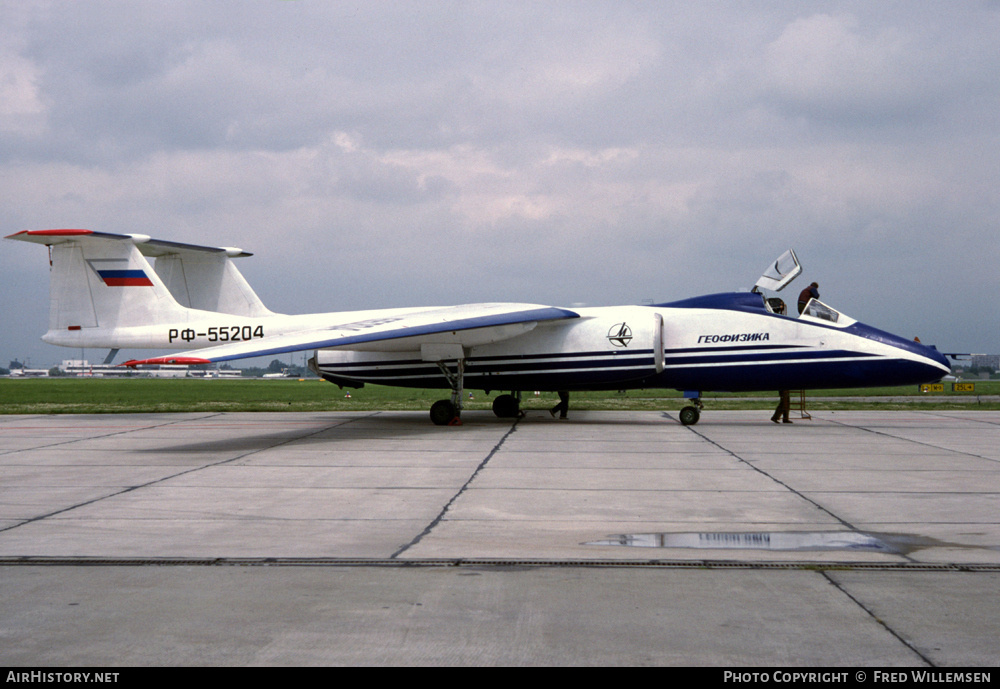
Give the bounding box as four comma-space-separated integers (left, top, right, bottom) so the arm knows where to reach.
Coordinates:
970, 354, 999, 370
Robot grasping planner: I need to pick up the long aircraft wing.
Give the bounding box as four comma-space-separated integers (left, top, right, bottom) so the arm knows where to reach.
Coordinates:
123, 303, 580, 366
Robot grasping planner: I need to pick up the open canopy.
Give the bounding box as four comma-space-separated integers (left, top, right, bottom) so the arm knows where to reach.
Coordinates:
754, 249, 802, 293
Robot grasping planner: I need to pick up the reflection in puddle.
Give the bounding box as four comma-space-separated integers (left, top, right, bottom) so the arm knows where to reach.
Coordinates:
586, 531, 903, 552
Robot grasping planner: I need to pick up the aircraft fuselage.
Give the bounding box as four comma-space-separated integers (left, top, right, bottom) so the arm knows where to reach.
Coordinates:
313, 293, 949, 394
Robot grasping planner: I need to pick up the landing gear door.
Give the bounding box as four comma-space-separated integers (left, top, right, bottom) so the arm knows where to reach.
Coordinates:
754, 249, 801, 293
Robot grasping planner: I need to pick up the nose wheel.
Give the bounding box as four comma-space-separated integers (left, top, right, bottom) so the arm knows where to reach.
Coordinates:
679, 405, 701, 425
679, 395, 703, 426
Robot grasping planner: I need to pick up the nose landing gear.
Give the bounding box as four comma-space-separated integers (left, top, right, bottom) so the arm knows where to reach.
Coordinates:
679, 405, 700, 425
679, 393, 703, 425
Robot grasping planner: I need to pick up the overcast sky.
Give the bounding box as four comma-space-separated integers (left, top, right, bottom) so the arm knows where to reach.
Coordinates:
2, 1, 998, 368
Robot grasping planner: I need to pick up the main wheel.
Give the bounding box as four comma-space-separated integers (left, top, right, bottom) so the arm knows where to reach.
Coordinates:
679, 405, 700, 426
430, 399, 457, 426
492, 394, 520, 418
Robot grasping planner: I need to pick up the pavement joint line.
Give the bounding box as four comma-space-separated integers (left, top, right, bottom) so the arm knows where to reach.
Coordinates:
1, 556, 998, 571
0, 412, 227, 456
825, 413, 1000, 463
920, 411, 1000, 427
390, 416, 521, 559
821, 570, 935, 667
0, 411, 377, 534
667, 412, 927, 564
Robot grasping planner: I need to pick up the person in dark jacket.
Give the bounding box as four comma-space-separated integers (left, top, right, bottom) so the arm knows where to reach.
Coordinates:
797, 282, 819, 314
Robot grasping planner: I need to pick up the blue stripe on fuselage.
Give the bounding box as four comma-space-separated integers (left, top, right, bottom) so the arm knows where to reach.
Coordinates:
663, 347, 877, 367
321, 350, 656, 379
316, 345, 908, 392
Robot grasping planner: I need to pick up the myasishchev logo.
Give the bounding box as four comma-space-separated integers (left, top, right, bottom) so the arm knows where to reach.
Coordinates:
607, 323, 632, 347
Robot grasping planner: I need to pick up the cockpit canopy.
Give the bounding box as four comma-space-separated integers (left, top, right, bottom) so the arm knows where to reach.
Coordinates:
749, 249, 857, 327
657, 292, 857, 327
762, 294, 856, 326
753, 249, 802, 293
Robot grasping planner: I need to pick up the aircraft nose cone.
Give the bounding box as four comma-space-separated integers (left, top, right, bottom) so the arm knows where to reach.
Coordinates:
906, 339, 950, 381
926, 346, 951, 376
851, 322, 952, 386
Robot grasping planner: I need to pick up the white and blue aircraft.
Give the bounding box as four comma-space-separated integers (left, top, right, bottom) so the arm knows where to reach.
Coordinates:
7, 229, 950, 425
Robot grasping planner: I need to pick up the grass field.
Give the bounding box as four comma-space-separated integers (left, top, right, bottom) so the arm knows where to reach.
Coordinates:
1, 377, 998, 414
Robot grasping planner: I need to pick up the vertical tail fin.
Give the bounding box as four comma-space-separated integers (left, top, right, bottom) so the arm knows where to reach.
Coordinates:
151, 248, 275, 317
7, 230, 192, 346
6, 229, 275, 349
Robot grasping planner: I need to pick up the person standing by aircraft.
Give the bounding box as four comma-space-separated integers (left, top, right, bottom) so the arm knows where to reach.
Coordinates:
769, 296, 793, 424
771, 390, 792, 424
550, 391, 569, 419
797, 282, 819, 314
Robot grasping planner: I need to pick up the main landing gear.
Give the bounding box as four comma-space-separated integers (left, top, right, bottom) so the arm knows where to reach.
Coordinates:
491, 392, 522, 419
430, 360, 466, 426
427, 348, 526, 424
428, 357, 525, 425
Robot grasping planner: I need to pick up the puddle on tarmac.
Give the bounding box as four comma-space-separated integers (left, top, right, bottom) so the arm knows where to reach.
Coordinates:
584, 531, 948, 554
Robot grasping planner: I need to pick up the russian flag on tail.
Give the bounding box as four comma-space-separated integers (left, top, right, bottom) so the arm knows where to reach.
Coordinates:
95, 269, 154, 286
87, 259, 155, 286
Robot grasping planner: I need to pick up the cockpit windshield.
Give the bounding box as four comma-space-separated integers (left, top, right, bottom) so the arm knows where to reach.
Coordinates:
804, 300, 839, 323
799, 299, 856, 327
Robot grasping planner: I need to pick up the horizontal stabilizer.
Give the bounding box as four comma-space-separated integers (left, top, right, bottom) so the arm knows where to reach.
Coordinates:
7, 228, 274, 322
6, 229, 251, 257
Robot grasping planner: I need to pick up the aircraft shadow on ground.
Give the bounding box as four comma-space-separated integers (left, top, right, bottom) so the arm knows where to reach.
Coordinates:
142, 409, 702, 453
